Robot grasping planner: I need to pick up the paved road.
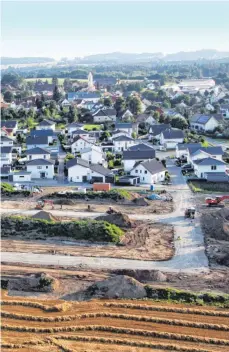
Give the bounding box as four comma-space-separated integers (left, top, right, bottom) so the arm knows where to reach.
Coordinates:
1, 160, 209, 273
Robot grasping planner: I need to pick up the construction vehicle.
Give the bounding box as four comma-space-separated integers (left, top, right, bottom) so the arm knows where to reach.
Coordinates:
205, 195, 229, 207
106, 207, 117, 214
35, 200, 54, 210
184, 207, 196, 219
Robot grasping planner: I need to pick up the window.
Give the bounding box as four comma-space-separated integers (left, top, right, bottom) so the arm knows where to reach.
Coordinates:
135, 170, 138, 173
211, 165, 217, 170
44, 155, 46, 159
143, 177, 145, 181
140, 170, 142, 173
145, 170, 147, 174
46, 166, 48, 169
19, 176, 24, 178
37, 166, 42, 169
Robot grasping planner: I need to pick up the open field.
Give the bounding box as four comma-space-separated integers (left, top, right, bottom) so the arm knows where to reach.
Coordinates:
2, 290, 229, 352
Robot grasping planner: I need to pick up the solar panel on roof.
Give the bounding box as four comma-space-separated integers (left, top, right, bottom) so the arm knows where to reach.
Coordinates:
197, 116, 209, 123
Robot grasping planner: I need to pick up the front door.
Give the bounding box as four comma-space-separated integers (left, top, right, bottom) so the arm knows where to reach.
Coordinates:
40, 172, 45, 178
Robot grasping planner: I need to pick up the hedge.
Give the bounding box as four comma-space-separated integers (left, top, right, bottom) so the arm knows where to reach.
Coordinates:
45, 189, 132, 201
1, 182, 30, 197
1, 216, 123, 243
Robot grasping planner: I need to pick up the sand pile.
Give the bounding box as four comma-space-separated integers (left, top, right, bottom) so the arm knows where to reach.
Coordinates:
31, 211, 58, 222
86, 275, 146, 299
96, 212, 133, 228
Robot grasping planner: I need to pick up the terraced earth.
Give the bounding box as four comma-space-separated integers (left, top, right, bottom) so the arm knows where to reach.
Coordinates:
1, 290, 229, 352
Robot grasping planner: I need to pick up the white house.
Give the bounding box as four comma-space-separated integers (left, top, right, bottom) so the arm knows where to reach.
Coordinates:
89, 164, 111, 183
36, 120, 55, 131
0, 146, 12, 167
220, 104, 229, 118
113, 135, 136, 152
67, 122, 84, 135
115, 123, 134, 136
9, 171, 32, 183
176, 143, 201, 159
26, 159, 54, 179
93, 108, 116, 123
81, 145, 106, 165
123, 149, 156, 172
187, 146, 224, 164
70, 129, 90, 140
130, 159, 166, 184
160, 129, 184, 148
66, 158, 90, 182
61, 99, 71, 108
0, 120, 18, 137
189, 115, 220, 132
111, 129, 129, 140
148, 124, 170, 141
71, 136, 93, 154
205, 103, 215, 112
119, 109, 133, 120
193, 157, 227, 179
0, 136, 14, 147
25, 147, 51, 161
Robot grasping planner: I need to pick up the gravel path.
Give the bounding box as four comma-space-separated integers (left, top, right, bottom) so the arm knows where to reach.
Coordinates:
1, 160, 209, 273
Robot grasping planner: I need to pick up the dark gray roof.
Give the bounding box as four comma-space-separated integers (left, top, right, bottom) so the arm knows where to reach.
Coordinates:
116, 122, 132, 129
0, 146, 12, 153
38, 119, 54, 126
26, 158, 53, 166
90, 164, 110, 176
123, 149, 155, 160
220, 104, 229, 110
188, 146, 224, 156
177, 143, 201, 151
129, 143, 155, 151
190, 114, 213, 125
26, 135, 49, 145
104, 108, 116, 115
25, 147, 50, 155
30, 129, 54, 137
66, 158, 89, 169
112, 129, 128, 135
149, 124, 170, 135
0, 120, 17, 129
93, 110, 108, 117
162, 128, 184, 139
72, 129, 89, 135
138, 159, 166, 174
0, 166, 11, 174
1, 136, 14, 142
113, 136, 134, 142
193, 157, 226, 166
68, 122, 84, 128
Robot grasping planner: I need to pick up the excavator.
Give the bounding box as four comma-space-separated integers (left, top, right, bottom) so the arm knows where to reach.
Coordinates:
35, 200, 54, 210
205, 195, 229, 207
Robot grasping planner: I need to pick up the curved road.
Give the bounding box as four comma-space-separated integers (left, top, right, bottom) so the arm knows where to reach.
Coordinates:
1, 161, 209, 273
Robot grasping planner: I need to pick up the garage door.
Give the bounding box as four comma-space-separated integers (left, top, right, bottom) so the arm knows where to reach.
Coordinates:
91, 176, 103, 183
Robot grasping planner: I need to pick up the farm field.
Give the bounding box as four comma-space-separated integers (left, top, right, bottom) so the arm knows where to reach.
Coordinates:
2, 290, 229, 352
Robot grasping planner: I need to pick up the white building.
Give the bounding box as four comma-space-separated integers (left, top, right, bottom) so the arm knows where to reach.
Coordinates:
130, 159, 166, 184
66, 158, 110, 183
36, 120, 55, 131
115, 122, 133, 136
123, 149, 156, 172
26, 159, 54, 179
220, 104, 229, 119
175, 143, 201, 159
25, 147, 51, 161
88, 72, 95, 90
81, 145, 106, 165
26, 135, 50, 150
189, 115, 220, 132
0, 146, 12, 167
67, 122, 84, 135
0, 136, 14, 147
93, 108, 116, 123
160, 129, 184, 148
9, 171, 32, 183
187, 146, 224, 164
193, 157, 227, 179
71, 136, 93, 154
113, 135, 136, 152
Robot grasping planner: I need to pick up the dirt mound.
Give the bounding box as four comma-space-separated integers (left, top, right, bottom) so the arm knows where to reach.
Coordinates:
86, 275, 146, 299
31, 211, 58, 222
202, 207, 229, 241
7, 273, 57, 292
96, 212, 133, 228
133, 197, 149, 206
112, 269, 167, 283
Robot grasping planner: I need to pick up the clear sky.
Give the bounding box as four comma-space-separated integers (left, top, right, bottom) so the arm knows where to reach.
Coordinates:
1, 1, 229, 59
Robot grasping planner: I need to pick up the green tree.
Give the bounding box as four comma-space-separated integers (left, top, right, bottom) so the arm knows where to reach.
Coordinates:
1, 73, 23, 87
131, 132, 137, 139
163, 100, 171, 109
4, 91, 14, 103
52, 77, 59, 85
35, 98, 44, 109
41, 93, 45, 102
114, 97, 125, 115
143, 90, 157, 102
104, 97, 112, 107
171, 116, 188, 130
153, 111, 160, 121
53, 85, 61, 102
127, 96, 142, 115
27, 117, 35, 129
68, 106, 78, 123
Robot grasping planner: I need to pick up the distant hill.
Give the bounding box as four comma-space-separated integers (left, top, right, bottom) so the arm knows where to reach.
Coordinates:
1, 57, 55, 65
78, 49, 229, 64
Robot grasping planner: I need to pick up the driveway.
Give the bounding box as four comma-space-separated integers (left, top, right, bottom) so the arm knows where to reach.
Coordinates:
1, 160, 209, 273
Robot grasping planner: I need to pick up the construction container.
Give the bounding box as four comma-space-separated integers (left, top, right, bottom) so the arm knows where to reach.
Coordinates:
93, 183, 111, 192
150, 185, 154, 191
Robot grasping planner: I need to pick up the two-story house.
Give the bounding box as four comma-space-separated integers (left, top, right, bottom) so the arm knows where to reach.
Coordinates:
0, 146, 12, 167
26, 135, 50, 150
36, 119, 55, 131
0, 136, 14, 147
0, 120, 18, 137
193, 157, 227, 179
25, 147, 51, 161
123, 149, 156, 172
160, 128, 184, 149
130, 159, 166, 184
113, 135, 136, 152
66, 158, 110, 183
71, 136, 94, 154
81, 145, 106, 165
189, 115, 220, 132
30, 129, 54, 144
26, 159, 54, 179
220, 104, 229, 118
115, 122, 133, 136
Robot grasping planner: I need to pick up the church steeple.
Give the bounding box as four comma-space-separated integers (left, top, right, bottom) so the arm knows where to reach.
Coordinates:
88, 72, 94, 90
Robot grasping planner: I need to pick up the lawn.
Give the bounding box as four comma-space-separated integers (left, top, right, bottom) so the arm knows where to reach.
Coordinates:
84, 124, 101, 131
